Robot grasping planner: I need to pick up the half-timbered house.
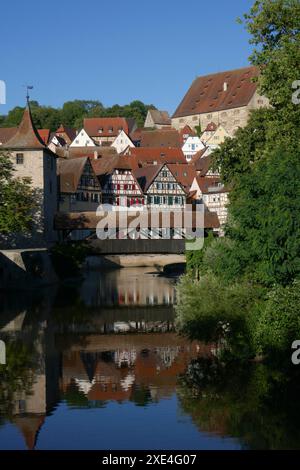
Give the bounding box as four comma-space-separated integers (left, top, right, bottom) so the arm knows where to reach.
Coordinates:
100, 157, 144, 208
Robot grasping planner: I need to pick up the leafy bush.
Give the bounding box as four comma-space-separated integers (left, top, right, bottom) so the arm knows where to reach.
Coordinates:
175, 273, 263, 359
254, 281, 300, 357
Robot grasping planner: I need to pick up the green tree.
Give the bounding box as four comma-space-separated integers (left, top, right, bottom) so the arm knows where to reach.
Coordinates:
0, 152, 35, 234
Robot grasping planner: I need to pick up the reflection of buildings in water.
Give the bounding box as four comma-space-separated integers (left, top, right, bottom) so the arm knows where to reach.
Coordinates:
0, 305, 60, 450
61, 334, 209, 405
80, 268, 176, 307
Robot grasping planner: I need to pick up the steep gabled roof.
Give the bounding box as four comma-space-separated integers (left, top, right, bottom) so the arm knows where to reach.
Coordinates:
167, 164, 196, 192
147, 109, 171, 126
173, 66, 260, 118
134, 164, 163, 192
5, 106, 47, 149
38, 129, 50, 145
57, 156, 89, 193
56, 124, 77, 142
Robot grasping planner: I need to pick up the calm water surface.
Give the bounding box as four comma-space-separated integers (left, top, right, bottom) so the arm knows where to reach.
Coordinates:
0, 267, 242, 450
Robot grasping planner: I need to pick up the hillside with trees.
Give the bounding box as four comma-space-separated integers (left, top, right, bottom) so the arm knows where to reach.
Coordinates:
0, 99, 157, 130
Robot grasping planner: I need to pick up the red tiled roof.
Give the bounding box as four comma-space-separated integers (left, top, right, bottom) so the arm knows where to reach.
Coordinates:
179, 125, 196, 145
194, 154, 213, 175
84, 117, 135, 138
167, 164, 196, 192
130, 127, 143, 142
140, 129, 181, 148
4, 107, 47, 149
196, 176, 228, 194
133, 164, 163, 192
56, 124, 77, 142
127, 147, 186, 166
0, 126, 50, 145
37, 128, 50, 144
0, 127, 18, 144
173, 66, 260, 118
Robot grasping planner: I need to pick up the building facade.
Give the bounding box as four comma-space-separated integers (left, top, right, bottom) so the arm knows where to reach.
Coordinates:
3, 106, 58, 248
58, 157, 102, 212
172, 66, 269, 135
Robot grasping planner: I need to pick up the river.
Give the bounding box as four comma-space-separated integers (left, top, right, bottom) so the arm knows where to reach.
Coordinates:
0, 267, 243, 450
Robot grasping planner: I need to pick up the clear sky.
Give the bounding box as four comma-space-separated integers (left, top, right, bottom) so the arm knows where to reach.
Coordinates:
0, 0, 255, 115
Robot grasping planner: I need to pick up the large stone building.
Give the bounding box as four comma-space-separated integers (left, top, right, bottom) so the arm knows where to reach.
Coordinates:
172, 66, 269, 135
3, 105, 58, 247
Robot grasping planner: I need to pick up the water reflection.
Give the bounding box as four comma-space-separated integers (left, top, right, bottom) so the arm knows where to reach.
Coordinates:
178, 357, 300, 450
0, 268, 221, 450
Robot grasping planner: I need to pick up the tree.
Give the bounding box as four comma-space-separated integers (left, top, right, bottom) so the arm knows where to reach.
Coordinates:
224, 144, 300, 286
0, 152, 36, 234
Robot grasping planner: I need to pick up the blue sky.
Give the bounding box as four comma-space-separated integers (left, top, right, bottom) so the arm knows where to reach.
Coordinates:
0, 0, 255, 115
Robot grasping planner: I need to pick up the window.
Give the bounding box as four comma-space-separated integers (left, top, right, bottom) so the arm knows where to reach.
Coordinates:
92, 193, 99, 203
16, 153, 24, 164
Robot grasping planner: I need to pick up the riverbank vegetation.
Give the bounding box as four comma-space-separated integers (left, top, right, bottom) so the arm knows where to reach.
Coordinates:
176, 0, 300, 362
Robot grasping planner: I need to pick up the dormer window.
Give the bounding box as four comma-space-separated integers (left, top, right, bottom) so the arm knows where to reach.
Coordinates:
98, 128, 103, 134
109, 127, 113, 134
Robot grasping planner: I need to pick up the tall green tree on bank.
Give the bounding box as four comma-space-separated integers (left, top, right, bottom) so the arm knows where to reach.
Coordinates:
209, 0, 300, 286
176, 0, 300, 359
0, 152, 35, 234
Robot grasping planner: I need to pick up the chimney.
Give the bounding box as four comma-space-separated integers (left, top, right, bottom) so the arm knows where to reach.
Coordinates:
223, 82, 228, 92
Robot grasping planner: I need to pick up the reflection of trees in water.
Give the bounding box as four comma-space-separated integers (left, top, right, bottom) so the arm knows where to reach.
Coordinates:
0, 338, 37, 424
178, 357, 300, 450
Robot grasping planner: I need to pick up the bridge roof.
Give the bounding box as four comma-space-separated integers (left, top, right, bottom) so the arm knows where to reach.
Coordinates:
54, 209, 220, 231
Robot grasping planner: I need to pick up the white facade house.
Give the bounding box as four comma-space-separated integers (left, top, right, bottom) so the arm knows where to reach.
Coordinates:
205, 125, 231, 146
182, 136, 205, 162
190, 176, 229, 233
70, 129, 96, 147
111, 130, 135, 154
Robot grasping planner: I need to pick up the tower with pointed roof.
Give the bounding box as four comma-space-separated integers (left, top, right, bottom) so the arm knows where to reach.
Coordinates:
4, 103, 58, 247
